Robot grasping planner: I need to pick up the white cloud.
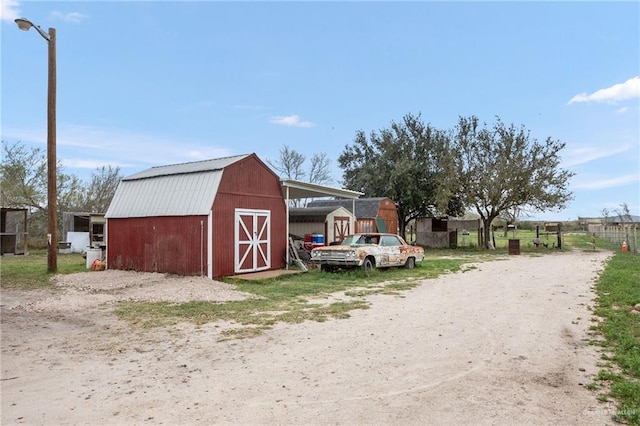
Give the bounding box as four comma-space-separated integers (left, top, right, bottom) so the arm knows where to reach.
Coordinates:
568, 76, 640, 104
0, 3, 87, 25
615, 106, 629, 114
573, 173, 640, 190
50, 11, 88, 23
2, 123, 234, 173
269, 114, 315, 128
0, 0, 20, 21
64, 158, 131, 170
562, 145, 630, 167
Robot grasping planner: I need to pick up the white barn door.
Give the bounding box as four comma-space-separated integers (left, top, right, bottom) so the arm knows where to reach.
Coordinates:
235, 209, 271, 273
333, 215, 351, 244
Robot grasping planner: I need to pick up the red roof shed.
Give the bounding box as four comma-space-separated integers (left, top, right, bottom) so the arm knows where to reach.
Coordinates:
105, 153, 287, 278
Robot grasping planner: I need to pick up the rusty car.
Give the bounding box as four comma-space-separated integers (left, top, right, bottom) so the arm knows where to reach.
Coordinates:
310, 233, 425, 274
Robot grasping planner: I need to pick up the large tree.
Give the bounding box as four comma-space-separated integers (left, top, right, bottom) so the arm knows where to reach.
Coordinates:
444, 116, 574, 248
1, 141, 47, 209
338, 113, 459, 236
1, 140, 122, 242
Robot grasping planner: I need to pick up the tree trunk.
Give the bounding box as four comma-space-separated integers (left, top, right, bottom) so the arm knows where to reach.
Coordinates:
482, 215, 498, 249
482, 220, 491, 249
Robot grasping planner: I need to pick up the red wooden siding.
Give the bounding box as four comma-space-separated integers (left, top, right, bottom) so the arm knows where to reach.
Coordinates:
212, 196, 286, 278
377, 199, 399, 234
356, 219, 376, 233
107, 215, 207, 276
210, 155, 287, 278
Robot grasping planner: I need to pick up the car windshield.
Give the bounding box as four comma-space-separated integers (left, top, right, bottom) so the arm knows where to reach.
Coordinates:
341, 235, 378, 245
341, 235, 359, 245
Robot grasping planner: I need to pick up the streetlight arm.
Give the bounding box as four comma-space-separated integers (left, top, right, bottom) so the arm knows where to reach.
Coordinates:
33, 25, 51, 41
14, 18, 51, 42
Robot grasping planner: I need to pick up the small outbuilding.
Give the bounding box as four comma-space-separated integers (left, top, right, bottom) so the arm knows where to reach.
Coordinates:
416, 217, 481, 248
62, 212, 105, 252
307, 197, 398, 235
105, 154, 287, 278
0, 207, 28, 255
289, 206, 356, 246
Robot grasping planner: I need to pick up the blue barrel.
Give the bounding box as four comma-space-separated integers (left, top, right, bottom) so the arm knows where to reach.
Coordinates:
312, 233, 324, 246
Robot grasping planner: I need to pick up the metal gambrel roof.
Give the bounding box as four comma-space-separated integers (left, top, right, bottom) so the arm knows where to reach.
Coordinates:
123, 154, 250, 181
106, 171, 223, 218
105, 155, 252, 218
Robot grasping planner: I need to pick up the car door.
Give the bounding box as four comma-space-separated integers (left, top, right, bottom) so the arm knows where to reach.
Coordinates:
379, 235, 403, 266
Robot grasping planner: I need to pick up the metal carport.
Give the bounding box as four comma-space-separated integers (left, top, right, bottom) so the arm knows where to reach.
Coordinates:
280, 179, 363, 266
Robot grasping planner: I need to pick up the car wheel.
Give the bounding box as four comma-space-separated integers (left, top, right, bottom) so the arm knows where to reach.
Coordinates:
404, 257, 415, 269
361, 258, 374, 276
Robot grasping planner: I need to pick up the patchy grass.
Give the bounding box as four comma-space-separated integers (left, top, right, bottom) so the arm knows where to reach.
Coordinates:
0, 250, 86, 289
112, 258, 469, 336
590, 251, 640, 425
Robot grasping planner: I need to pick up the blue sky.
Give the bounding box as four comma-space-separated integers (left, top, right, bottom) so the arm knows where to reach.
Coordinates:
2, 0, 639, 221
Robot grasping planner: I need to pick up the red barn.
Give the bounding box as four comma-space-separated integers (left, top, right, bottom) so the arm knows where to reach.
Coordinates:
105, 154, 287, 278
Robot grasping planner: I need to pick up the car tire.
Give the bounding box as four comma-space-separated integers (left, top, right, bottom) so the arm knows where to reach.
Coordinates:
362, 258, 374, 276
404, 257, 415, 269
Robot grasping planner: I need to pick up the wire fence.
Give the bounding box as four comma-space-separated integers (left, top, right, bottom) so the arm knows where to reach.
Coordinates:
590, 225, 639, 254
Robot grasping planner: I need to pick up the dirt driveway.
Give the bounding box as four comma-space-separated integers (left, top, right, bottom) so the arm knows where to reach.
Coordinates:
1, 250, 617, 425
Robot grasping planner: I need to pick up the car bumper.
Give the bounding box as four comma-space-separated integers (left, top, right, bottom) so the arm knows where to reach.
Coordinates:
315, 259, 362, 267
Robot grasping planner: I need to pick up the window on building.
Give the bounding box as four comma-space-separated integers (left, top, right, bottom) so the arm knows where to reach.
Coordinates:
432, 218, 448, 232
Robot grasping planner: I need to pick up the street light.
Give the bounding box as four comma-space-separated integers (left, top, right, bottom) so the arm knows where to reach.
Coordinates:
15, 17, 57, 273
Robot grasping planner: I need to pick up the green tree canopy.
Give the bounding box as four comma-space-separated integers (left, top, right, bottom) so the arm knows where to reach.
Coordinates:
444, 116, 574, 248
338, 113, 459, 236
0, 141, 47, 210
1, 140, 122, 243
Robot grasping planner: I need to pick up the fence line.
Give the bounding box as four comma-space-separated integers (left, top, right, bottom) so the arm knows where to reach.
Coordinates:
589, 225, 638, 254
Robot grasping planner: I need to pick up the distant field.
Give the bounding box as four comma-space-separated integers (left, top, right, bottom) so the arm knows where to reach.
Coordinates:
403, 227, 635, 253
434, 229, 601, 252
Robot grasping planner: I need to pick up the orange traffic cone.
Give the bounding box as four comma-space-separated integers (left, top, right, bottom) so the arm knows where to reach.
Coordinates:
621, 240, 628, 252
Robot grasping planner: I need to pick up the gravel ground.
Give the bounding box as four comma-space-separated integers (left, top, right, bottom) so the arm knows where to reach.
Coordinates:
1, 270, 252, 313
1, 250, 618, 425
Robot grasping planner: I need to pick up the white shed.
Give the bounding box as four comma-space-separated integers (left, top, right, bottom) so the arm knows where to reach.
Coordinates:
289, 206, 356, 246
